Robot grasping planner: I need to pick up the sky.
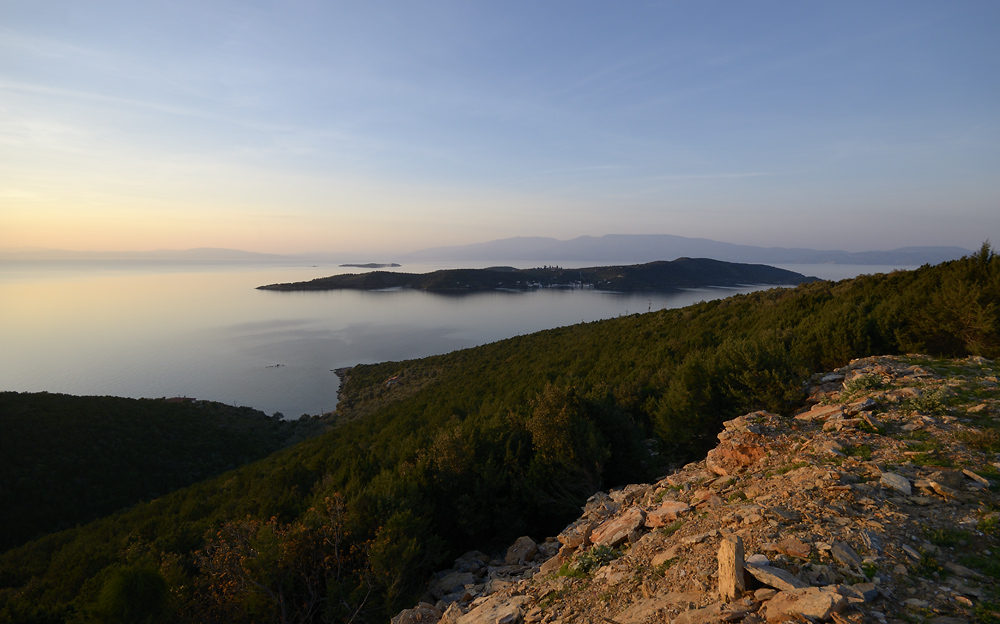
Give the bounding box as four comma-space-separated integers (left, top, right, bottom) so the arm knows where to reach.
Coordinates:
1, 1, 998, 255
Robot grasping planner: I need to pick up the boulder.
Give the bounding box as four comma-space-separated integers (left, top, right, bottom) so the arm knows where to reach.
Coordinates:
763, 587, 846, 621
505, 536, 537, 565
644, 500, 691, 527
880, 471, 912, 495
705, 441, 766, 476
591, 507, 645, 547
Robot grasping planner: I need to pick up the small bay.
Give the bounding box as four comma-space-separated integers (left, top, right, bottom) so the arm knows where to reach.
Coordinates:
0, 260, 915, 418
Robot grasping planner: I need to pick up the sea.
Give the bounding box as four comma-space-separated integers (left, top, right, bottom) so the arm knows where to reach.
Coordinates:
0, 260, 916, 418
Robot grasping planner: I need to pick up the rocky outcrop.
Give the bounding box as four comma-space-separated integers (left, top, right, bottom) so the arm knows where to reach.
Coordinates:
394, 355, 1000, 623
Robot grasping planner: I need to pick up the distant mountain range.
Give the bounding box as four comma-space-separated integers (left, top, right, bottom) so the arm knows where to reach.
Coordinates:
1, 236, 974, 266
400, 235, 972, 265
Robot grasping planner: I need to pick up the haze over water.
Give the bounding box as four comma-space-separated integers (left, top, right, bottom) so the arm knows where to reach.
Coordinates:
0, 261, 912, 418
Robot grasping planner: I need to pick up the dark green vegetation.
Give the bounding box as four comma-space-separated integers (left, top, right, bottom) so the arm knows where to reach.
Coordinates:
2, 244, 998, 623
257, 257, 815, 292
0, 393, 328, 552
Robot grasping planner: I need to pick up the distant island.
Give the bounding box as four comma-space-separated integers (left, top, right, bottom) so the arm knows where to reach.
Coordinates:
258, 257, 817, 293
338, 262, 402, 268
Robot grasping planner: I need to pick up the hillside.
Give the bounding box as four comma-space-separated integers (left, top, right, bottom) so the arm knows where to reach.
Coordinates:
0, 245, 997, 623
256, 258, 815, 292
392, 355, 1000, 623
0, 393, 329, 552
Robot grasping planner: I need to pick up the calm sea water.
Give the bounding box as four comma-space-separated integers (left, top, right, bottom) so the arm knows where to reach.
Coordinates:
0, 260, 915, 418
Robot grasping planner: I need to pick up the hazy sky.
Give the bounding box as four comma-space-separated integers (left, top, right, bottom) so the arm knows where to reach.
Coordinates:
2, 1, 998, 254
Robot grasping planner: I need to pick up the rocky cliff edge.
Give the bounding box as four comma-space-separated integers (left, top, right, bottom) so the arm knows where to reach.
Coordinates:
393, 355, 1000, 624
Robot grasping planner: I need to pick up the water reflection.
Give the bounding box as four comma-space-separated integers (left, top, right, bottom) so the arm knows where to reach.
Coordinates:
0, 261, 911, 418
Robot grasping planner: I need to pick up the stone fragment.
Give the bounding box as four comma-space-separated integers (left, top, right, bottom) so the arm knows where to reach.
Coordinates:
557, 520, 594, 547
944, 561, 983, 578
859, 530, 883, 555
745, 564, 809, 591
880, 471, 912, 495
830, 540, 862, 567
763, 587, 847, 622
746, 553, 770, 566
929, 480, 958, 498
766, 507, 801, 523
846, 398, 878, 414
901, 544, 921, 560
776, 537, 811, 559
861, 412, 884, 431
681, 530, 716, 545
964, 469, 991, 487
706, 441, 766, 476
718, 535, 746, 602
796, 404, 843, 422
591, 507, 645, 547
392, 603, 444, 624
931, 470, 965, 489
644, 500, 691, 527
505, 536, 537, 565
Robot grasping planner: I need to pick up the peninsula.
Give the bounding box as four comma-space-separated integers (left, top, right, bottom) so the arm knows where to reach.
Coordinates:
257, 257, 816, 293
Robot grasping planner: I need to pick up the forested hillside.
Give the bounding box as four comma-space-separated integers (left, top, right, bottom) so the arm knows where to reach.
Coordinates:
0, 394, 328, 552
1, 245, 997, 624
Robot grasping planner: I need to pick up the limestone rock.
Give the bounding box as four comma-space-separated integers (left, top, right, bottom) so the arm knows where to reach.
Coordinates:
591, 507, 645, 547
880, 471, 912, 495
775, 536, 811, 559
644, 500, 690, 527
505, 536, 537, 565
796, 404, 843, 422
763, 587, 847, 621
830, 540, 862, 566
706, 441, 766, 476
745, 563, 809, 591
717, 535, 745, 601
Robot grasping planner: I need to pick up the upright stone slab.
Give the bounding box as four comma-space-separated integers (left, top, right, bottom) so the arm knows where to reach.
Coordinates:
717, 534, 745, 601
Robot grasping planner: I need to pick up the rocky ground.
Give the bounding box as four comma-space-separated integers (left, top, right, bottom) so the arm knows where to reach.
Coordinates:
392, 355, 1000, 624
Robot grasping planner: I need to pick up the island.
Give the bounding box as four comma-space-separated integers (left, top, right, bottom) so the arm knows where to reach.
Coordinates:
338, 262, 402, 268
258, 257, 817, 292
